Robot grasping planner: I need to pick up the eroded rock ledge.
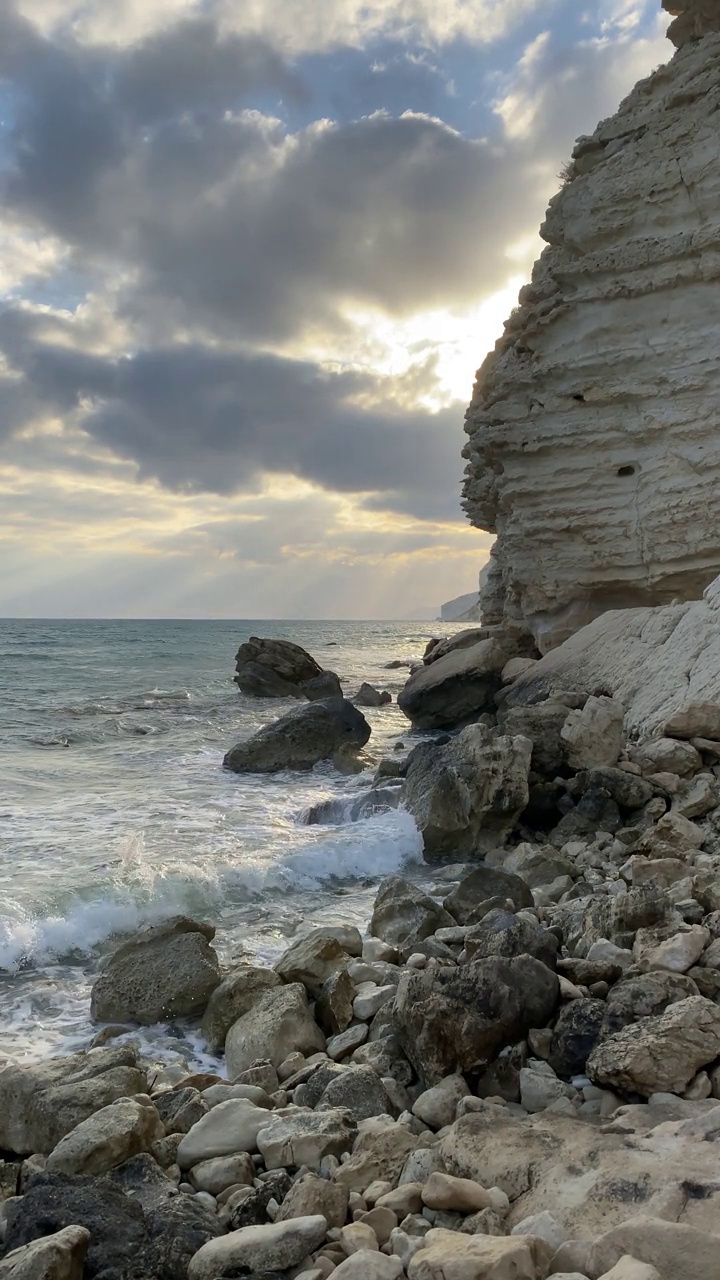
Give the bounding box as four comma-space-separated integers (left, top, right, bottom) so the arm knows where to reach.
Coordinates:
463, 8, 720, 652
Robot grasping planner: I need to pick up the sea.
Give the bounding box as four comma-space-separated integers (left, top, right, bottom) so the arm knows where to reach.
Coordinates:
0, 618, 464, 1074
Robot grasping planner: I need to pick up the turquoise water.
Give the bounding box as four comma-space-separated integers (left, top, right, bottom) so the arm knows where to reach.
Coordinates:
0, 618, 458, 1064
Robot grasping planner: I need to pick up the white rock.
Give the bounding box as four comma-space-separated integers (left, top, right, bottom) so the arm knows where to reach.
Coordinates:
256, 1108, 355, 1170
45, 1097, 163, 1176
353, 986, 396, 1021
187, 1217, 328, 1280
519, 1067, 577, 1114
560, 698, 625, 770
639, 925, 710, 973
188, 1152, 255, 1195
177, 1100, 272, 1169
598, 1256, 662, 1280
340, 1221, 379, 1254
511, 1209, 567, 1253
333, 1253, 405, 1279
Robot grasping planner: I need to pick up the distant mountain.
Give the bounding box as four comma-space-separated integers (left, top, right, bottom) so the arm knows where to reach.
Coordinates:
440, 592, 480, 622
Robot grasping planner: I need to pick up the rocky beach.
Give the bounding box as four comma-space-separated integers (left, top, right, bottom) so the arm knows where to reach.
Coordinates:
4, 3, 720, 1278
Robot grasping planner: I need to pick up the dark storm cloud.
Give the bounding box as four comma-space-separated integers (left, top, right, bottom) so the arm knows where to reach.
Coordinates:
0, 305, 463, 516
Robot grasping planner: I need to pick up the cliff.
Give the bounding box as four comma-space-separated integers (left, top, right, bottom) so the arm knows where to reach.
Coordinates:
463, 1, 720, 653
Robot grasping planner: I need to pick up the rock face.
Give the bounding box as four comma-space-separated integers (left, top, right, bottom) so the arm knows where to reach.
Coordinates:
462, 18, 720, 653
223, 698, 371, 773
402, 725, 532, 861
502, 576, 720, 738
90, 918, 221, 1026
233, 636, 341, 699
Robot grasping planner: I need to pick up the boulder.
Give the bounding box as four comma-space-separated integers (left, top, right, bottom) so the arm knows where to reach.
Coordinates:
187, 1152, 254, 1195
90, 918, 220, 1026
45, 1098, 163, 1177
498, 701, 571, 775
0, 1226, 89, 1280
407, 1229, 551, 1279
275, 930, 351, 998
591, 1215, 720, 1280
500, 844, 576, 891
316, 968, 355, 1036
334, 1122, 419, 1192
402, 725, 532, 862
370, 878, 454, 949
200, 963, 282, 1052
177, 1098, 273, 1168
2, 1169, 221, 1280
444, 866, 533, 923
224, 983, 325, 1078
600, 971, 699, 1038
187, 1216, 328, 1280
548, 1000, 605, 1078
633, 738, 702, 776
257, 1108, 356, 1170
316, 1066, 395, 1122
664, 701, 720, 741
412, 1077, 471, 1130
560, 697, 625, 770
223, 698, 371, 773
334, 1255, 405, 1279
275, 1171, 348, 1228
463, 910, 559, 969
588, 996, 720, 1096
303, 670, 344, 700
353, 683, 392, 707
397, 637, 514, 730
153, 1087, 207, 1135
233, 636, 335, 698
0, 1046, 146, 1157
393, 955, 560, 1086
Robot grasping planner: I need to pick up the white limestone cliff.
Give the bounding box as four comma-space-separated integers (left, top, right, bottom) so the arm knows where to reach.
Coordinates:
463, 2, 720, 653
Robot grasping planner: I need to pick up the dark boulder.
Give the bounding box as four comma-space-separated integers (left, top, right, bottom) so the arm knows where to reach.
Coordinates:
463, 909, 559, 970
234, 636, 342, 700
397, 637, 514, 730
549, 999, 605, 1078
352, 683, 392, 707
223, 698, 370, 774
370, 876, 454, 948
444, 867, 534, 923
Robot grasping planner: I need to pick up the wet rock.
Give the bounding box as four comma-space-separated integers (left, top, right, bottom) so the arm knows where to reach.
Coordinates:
402, 725, 532, 862
223, 698, 371, 773
0, 1046, 146, 1157
90, 918, 220, 1026
393, 955, 559, 1086
225, 983, 325, 1078
353, 683, 392, 707
200, 964, 281, 1052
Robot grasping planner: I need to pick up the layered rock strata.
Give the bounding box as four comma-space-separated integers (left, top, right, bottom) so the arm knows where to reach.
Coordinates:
463, 10, 720, 652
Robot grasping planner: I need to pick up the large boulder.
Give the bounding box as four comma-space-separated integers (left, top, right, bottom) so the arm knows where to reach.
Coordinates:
443, 866, 533, 923
45, 1098, 163, 1177
402, 725, 532, 862
256, 1108, 356, 1169
370, 877, 454, 948
498, 700, 572, 775
233, 636, 341, 699
462, 909, 559, 969
588, 996, 720, 1096
397, 637, 514, 730
2, 1169, 221, 1280
200, 963, 282, 1052
393, 955, 559, 1086
600, 970, 700, 1038
224, 983, 325, 1078
223, 698, 370, 773
406, 1229, 551, 1280
90, 918, 220, 1026
0, 1226, 89, 1280
274, 929, 351, 998
0, 1046, 146, 1157
187, 1216, 328, 1280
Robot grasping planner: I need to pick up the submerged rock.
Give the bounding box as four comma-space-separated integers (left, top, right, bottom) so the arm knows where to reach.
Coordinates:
223, 698, 371, 773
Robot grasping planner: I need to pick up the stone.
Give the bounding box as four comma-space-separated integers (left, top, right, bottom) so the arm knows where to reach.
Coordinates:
638, 925, 709, 972
591, 1215, 720, 1280
501, 844, 577, 891
317, 1066, 395, 1122
201, 1082, 272, 1109
444, 867, 533, 923
397, 637, 514, 730
187, 1216, 328, 1279
402, 725, 532, 861
276, 1172, 348, 1228
327, 1024, 368, 1060
560, 698, 625, 770
333, 1254, 405, 1279
407, 1228, 551, 1278
370, 877, 454, 948
90, 917, 220, 1025
153, 1087, 208, 1135
353, 986, 396, 1021
0, 1225, 89, 1280
227, 1171, 292, 1229
225, 983, 326, 1078
233, 636, 335, 698
354, 683, 392, 707
519, 1066, 577, 1114
45, 1098, 163, 1177
497, 701, 571, 775
275, 930, 351, 998
359, 1205, 397, 1245
412, 1077, 471, 1130
549, 1000, 605, 1078
316, 969, 355, 1036
177, 1100, 273, 1168
340, 1221, 379, 1253
188, 1152, 254, 1195
393, 955, 559, 1086
257, 1108, 356, 1170
224, 698, 370, 773
511, 1210, 566, 1253
421, 1173, 492, 1215
598, 1259, 661, 1280
634, 738, 702, 776
463, 910, 558, 969
600, 971, 699, 1038
665, 701, 720, 741
3, 1168, 221, 1280
334, 1122, 419, 1192
0, 1046, 146, 1157
587, 996, 720, 1096
200, 964, 281, 1052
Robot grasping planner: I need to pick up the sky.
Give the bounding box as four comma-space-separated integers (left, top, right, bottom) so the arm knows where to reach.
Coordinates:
0, 0, 670, 618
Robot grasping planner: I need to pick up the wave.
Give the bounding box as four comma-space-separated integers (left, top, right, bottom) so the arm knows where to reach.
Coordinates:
0, 811, 422, 973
